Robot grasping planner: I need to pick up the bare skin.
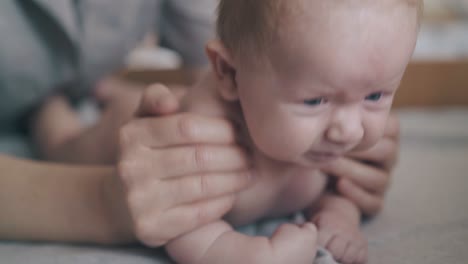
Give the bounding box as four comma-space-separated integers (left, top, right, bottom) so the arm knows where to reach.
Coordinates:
25, 73, 397, 253
321, 114, 400, 216
167, 0, 419, 263
1, 84, 255, 247
166, 73, 363, 264
26, 2, 414, 263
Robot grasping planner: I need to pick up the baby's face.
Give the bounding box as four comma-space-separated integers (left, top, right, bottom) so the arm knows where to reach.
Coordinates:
235, 2, 418, 167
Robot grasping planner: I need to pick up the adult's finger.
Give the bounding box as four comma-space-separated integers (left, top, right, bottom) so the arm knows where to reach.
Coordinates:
321, 158, 389, 194
336, 179, 384, 215
347, 137, 399, 170
118, 145, 250, 191
348, 113, 400, 166
120, 113, 236, 149
154, 145, 250, 178
136, 84, 180, 117
157, 171, 252, 207
383, 113, 400, 140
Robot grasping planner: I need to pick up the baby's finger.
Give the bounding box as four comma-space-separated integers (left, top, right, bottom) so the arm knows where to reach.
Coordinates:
355, 247, 368, 264
270, 223, 318, 260
326, 235, 347, 262
342, 243, 361, 264
317, 229, 334, 248
337, 179, 384, 215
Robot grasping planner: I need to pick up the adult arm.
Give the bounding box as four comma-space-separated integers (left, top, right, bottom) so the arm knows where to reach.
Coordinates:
2, 84, 253, 247
0, 155, 128, 244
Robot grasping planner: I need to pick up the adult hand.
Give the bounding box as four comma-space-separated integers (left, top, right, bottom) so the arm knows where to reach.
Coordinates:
31, 77, 145, 164
91, 77, 188, 163
321, 114, 400, 216
110, 84, 253, 247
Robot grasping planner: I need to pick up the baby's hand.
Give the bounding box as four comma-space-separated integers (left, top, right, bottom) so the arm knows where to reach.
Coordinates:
312, 212, 368, 264
267, 223, 319, 264
193, 223, 318, 264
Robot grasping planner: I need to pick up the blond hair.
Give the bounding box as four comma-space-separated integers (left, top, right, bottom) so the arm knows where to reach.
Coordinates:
217, 0, 423, 62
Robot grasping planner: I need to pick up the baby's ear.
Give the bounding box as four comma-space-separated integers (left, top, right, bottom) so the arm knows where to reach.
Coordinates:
205, 40, 239, 101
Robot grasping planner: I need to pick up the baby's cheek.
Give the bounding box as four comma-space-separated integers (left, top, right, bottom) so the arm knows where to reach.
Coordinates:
249, 123, 307, 161
356, 119, 388, 151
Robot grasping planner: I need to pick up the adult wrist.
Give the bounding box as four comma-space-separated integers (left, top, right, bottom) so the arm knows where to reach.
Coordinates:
100, 168, 136, 244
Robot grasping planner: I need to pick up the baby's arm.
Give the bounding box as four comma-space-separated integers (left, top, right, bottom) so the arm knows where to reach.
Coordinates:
305, 194, 368, 264
166, 220, 318, 264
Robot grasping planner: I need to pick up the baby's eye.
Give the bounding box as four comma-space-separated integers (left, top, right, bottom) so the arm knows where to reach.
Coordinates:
304, 97, 326, 106
365, 92, 383, 102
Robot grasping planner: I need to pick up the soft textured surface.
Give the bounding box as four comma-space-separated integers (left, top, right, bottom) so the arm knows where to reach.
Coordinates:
1, 108, 467, 264
364, 108, 468, 264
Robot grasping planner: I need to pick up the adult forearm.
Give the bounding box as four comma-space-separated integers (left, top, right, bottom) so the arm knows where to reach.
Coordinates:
0, 155, 133, 244
31, 95, 118, 164
44, 124, 118, 164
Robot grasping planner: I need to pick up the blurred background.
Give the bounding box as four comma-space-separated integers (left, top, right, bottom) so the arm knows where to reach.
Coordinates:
124, 0, 468, 108
416, 0, 468, 60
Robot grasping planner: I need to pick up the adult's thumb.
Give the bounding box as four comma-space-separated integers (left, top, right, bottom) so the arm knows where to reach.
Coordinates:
136, 83, 180, 117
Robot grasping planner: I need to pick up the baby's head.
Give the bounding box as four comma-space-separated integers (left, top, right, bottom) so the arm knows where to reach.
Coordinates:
207, 0, 422, 166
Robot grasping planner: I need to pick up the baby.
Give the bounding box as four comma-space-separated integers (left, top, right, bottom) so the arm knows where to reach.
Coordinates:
167, 0, 422, 264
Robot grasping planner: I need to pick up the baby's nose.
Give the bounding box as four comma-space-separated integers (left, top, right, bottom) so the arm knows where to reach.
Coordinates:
325, 107, 364, 146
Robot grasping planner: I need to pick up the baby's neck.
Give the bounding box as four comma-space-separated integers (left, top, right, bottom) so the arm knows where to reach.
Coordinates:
187, 71, 315, 178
